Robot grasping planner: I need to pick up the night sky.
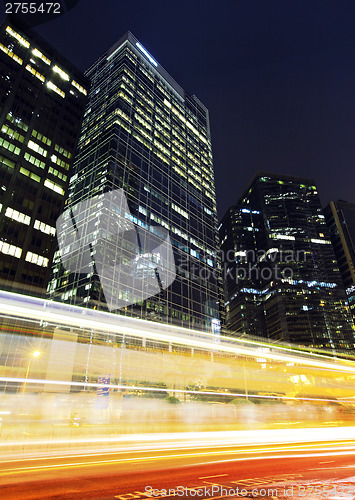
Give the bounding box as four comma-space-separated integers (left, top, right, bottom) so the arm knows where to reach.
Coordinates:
2, 0, 355, 220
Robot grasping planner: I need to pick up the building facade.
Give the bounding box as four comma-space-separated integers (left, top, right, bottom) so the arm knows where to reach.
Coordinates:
219, 172, 355, 351
0, 16, 88, 296
48, 32, 222, 332
219, 204, 265, 336
324, 200, 355, 321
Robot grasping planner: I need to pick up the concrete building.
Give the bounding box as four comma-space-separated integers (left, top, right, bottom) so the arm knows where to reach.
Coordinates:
0, 16, 88, 296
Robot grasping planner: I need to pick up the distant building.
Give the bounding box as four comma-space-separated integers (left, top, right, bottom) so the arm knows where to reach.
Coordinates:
219, 204, 265, 336
219, 172, 355, 352
324, 200, 355, 321
0, 16, 88, 296
48, 32, 222, 331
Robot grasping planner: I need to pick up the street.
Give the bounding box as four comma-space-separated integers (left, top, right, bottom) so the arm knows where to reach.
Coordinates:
1, 436, 355, 499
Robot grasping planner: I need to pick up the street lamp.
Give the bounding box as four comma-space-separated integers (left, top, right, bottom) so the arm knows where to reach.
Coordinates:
22, 350, 41, 394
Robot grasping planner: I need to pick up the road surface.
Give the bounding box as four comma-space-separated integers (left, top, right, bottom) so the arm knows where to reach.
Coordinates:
1, 437, 355, 499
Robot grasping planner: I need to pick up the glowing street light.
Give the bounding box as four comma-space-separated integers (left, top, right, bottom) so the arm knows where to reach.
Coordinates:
22, 350, 41, 394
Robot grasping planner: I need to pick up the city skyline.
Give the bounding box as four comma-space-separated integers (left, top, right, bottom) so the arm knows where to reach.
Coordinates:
1, 4, 355, 491
1, 5, 354, 342
14, 0, 355, 218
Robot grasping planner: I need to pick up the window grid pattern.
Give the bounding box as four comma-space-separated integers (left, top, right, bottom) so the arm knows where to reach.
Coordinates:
48, 34, 223, 331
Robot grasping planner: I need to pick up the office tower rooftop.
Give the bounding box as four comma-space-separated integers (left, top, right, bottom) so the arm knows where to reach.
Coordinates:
324, 200, 355, 321
0, 16, 88, 296
219, 172, 355, 352
48, 32, 222, 332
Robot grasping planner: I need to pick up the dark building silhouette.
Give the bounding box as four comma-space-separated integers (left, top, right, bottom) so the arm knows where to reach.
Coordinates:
324, 200, 355, 321
219, 172, 355, 352
0, 16, 88, 296
219, 204, 265, 336
48, 32, 222, 332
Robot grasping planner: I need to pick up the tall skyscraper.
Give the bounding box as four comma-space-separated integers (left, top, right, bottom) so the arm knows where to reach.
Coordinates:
219, 172, 355, 351
0, 16, 88, 296
48, 32, 221, 332
324, 200, 355, 321
219, 204, 265, 336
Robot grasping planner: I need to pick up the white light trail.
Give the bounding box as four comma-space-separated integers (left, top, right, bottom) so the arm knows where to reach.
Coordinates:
0, 376, 353, 404
0, 291, 355, 373
1, 427, 355, 451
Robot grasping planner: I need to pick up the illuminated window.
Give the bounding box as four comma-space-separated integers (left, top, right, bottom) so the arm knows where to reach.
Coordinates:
5, 207, 30, 225
54, 144, 72, 159
115, 108, 132, 124
132, 131, 151, 150
71, 80, 87, 95
34, 219, 56, 236
0, 240, 22, 258
310, 238, 331, 245
270, 234, 296, 241
188, 177, 202, 191
69, 173, 78, 184
50, 154, 69, 170
171, 203, 189, 219
46, 81, 65, 98
0, 138, 20, 155
173, 165, 186, 178
135, 112, 152, 131
49, 166, 67, 181
6, 26, 30, 47
24, 152, 45, 169
0, 43, 23, 64
53, 65, 69, 81
163, 98, 171, 109
32, 130, 51, 146
32, 48, 51, 65
27, 140, 47, 157
118, 90, 133, 105
25, 251, 49, 267
1, 124, 24, 143
20, 166, 41, 182
25, 64, 45, 82
171, 226, 188, 240
204, 206, 213, 216
154, 139, 170, 156
44, 179, 64, 195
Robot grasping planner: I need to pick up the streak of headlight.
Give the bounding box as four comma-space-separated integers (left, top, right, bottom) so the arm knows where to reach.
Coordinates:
193, 449, 355, 466
1, 291, 355, 371
1, 446, 355, 477
2, 444, 355, 465
1, 427, 355, 449
0, 376, 352, 403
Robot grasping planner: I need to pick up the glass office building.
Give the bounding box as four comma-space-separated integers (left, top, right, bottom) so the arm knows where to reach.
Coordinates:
0, 16, 88, 296
325, 200, 355, 321
48, 32, 222, 332
219, 172, 355, 351
219, 204, 265, 336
